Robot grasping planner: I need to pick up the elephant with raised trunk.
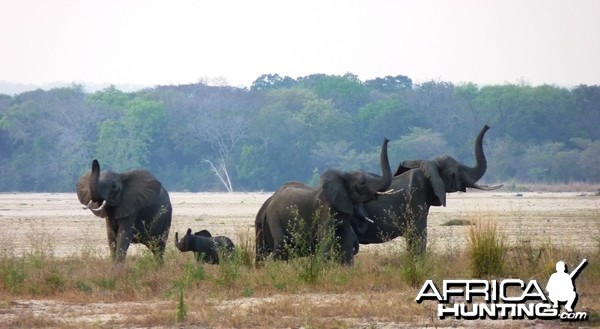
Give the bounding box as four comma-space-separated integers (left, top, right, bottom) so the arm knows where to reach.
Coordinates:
255, 139, 393, 265
356, 125, 502, 253
76, 160, 172, 262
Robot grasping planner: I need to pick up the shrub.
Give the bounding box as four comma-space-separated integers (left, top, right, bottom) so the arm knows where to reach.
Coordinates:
467, 216, 505, 277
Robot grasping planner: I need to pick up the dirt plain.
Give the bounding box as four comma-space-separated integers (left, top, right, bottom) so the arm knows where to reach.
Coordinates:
0, 190, 599, 328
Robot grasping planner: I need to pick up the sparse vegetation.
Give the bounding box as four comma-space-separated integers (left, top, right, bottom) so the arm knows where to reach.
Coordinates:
1, 193, 599, 328
441, 219, 474, 226
467, 215, 506, 277
1, 222, 598, 328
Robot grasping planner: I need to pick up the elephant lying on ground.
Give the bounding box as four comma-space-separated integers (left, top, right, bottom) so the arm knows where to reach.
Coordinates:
255, 138, 393, 265
76, 160, 172, 262
356, 125, 502, 254
175, 228, 235, 264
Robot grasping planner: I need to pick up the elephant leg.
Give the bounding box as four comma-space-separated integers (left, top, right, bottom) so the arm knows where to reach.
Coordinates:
148, 234, 167, 264
115, 223, 134, 262
407, 212, 428, 255
339, 222, 355, 265
105, 219, 118, 261
268, 222, 288, 261
255, 224, 271, 265
351, 228, 360, 255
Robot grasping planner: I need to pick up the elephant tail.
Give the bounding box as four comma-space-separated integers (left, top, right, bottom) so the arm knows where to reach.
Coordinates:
255, 195, 273, 266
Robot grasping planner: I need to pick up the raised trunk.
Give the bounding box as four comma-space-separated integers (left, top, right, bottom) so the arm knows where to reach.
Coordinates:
462, 125, 489, 185
369, 138, 392, 193
89, 159, 102, 201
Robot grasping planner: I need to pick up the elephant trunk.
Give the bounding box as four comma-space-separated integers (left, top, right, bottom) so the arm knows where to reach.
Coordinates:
461, 125, 489, 186
89, 159, 102, 202
175, 232, 180, 247
370, 138, 392, 193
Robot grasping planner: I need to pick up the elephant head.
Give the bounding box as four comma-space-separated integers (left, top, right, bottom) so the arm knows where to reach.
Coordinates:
396, 125, 501, 207
174, 228, 193, 252
76, 159, 163, 219
321, 138, 392, 217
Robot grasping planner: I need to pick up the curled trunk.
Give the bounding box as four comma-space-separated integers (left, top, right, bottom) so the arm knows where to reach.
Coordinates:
369, 138, 392, 193
89, 159, 102, 202
461, 125, 489, 186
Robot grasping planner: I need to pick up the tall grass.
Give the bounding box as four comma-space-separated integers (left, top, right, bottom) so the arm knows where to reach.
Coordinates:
467, 215, 506, 277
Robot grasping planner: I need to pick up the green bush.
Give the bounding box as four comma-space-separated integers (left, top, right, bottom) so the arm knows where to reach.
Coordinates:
467, 218, 506, 277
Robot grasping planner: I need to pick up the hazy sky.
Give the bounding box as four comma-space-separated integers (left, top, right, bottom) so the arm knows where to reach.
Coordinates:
1, 0, 599, 88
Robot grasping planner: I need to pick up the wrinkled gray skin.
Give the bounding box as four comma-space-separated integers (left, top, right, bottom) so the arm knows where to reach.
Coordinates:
76, 160, 172, 262
255, 139, 392, 265
356, 125, 502, 254
175, 228, 235, 264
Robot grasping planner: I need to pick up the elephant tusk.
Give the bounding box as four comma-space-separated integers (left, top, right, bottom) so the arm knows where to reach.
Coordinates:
472, 184, 504, 191
90, 200, 107, 211
82, 200, 94, 210
376, 189, 401, 195
364, 216, 374, 223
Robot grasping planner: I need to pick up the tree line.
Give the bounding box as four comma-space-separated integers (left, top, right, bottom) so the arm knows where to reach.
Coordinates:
0, 73, 598, 192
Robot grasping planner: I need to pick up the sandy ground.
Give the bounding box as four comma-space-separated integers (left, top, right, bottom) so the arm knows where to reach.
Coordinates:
0, 190, 599, 328
1, 191, 598, 257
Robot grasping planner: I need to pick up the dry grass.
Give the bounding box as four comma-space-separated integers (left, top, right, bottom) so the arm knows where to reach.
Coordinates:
1, 225, 599, 328
1, 192, 599, 328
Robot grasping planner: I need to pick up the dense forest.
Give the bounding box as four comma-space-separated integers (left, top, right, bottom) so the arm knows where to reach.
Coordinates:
0, 73, 599, 192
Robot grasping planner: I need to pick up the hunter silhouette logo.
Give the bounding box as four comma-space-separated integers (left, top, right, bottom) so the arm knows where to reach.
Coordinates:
546, 259, 587, 313
415, 259, 589, 321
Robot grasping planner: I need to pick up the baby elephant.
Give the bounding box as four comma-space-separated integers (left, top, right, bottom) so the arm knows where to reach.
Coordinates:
175, 228, 235, 264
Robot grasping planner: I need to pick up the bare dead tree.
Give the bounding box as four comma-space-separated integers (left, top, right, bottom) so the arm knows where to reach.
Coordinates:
203, 159, 233, 192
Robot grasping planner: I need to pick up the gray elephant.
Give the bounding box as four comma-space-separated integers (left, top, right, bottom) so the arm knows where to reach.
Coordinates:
356, 125, 502, 254
76, 160, 172, 262
174, 228, 235, 264
255, 139, 393, 265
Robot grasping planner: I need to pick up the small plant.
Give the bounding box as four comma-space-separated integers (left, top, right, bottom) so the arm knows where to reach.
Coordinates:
1, 257, 26, 292
181, 261, 205, 286
286, 206, 339, 284
467, 216, 505, 277
441, 219, 473, 226
216, 247, 242, 287
241, 286, 254, 297
76, 280, 93, 293
45, 272, 65, 292
175, 284, 187, 323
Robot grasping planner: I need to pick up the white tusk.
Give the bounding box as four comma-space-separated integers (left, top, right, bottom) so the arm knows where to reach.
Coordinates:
376, 189, 401, 195
364, 217, 374, 223
91, 200, 107, 211
83, 200, 93, 210
473, 184, 504, 191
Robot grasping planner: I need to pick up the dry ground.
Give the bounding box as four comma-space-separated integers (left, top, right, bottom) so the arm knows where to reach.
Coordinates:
0, 190, 599, 328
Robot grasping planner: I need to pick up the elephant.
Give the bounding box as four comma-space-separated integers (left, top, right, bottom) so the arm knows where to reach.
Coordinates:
255, 138, 393, 265
174, 228, 235, 264
76, 160, 172, 262
355, 125, 502, 254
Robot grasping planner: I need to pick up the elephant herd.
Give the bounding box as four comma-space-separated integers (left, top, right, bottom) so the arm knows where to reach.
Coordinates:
76, 125, 500, 266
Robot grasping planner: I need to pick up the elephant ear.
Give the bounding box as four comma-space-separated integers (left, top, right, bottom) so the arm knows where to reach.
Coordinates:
194, 230, 212, 238
76, 171, 107, 217
321, 169, 354, 216
419, 160, 447, 207
395, 160, 424, 176
114, 170, 162, 219
76, 171, 92, 205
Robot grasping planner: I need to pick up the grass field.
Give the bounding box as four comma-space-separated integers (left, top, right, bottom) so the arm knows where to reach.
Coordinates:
0, 190, 599, 328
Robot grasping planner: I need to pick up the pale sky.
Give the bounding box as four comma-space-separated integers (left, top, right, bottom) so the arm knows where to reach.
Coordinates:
1, 0, 599, 89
